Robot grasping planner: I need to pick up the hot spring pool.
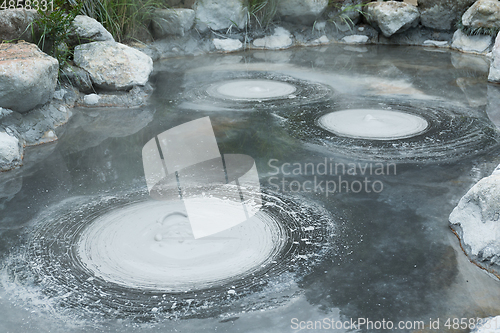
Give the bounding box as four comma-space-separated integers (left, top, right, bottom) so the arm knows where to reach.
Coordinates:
1, 45, 500, 332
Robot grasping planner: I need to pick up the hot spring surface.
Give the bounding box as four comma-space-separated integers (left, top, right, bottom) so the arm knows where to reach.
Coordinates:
2, 45, 500, 332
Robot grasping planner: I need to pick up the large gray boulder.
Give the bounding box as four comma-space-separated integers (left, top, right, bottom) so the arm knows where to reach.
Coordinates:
489, 31, 500, 82
194, 0, 247, 31
462, 0, 500, 30
450, 170, 500, 278
418, 0, 475, 31
74, 41, 153, 91
0, 9, 38, 43
0, 130, 23, 171
277, 0, 328, 25
452, 29, 492, 53
151, 8, 195, 38
0, 42, 58, 113
68, 15, 114, 45
365, 1, 420, 37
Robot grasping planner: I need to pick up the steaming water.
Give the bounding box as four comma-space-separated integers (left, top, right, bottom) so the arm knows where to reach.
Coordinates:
2, 45, 500, 332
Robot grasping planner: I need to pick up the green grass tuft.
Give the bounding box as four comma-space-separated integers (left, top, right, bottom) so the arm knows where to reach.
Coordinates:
247, 0, 279, 28
79, 0, 168, 43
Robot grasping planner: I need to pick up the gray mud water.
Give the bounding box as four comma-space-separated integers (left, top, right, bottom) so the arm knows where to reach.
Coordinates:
2, 45, 500, 332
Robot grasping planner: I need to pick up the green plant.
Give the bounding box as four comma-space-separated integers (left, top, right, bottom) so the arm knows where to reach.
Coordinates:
456, 20, 500, 37
327, 0, 370, 32
33, 0, 82, 65
247, 0, 278, 28
79, 0, 167, 43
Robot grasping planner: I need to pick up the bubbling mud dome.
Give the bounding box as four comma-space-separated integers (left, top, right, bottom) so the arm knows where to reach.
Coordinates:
0, 189, 337, 323
282, 98, 500, 163
173, 71, 333, 111
318, 109, 429, 140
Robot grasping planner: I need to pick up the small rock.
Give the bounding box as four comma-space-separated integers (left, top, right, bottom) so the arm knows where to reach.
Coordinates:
365, 1, 420, 37
311, 35, 329, 45
253, 27, 293, 50
194, 0, 247, 31
84, 94, 100, 105
452, 29, 492, 53
151, 8, 195, 38
342, 35, 369, 44
53, 89, 66, 100
462, 0, 500, 30
213, 38, 242, 52
0, 42, 58, 113
68, 15, 114, 46
314, 21, 326, 31
277, 0, 328, 25
423, 40, 449, 47
74, 41, 153, 91
0, 131, 22, 171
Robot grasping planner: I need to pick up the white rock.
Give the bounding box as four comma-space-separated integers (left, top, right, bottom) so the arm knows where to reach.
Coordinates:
471, 316, 500, 332
194, 0, 247, 31
0, 131, 22, 171
253, 27, 293, 50
342, 35, 369, 44
74, 41, 153, 91
311, 35, 329, 45
69, 15, 114, 45
365, 1, 420, 37
213, 38, 242, 52
423, 40, 449, 47
53, 89, 66, 100
277, 0, 328, 25
151, 8, 195, 38
449, 173, 500, 277
452, 29, 493, 53
489, 31, 500, 82
0, 42, 58, 113
84, 94, 101, 105
313, 21, 326, 31
463, 0, 500, 29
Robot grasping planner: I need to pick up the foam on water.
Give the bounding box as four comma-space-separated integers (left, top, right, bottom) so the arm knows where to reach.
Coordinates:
0, 189, 337, 323
209, 80, 297, 100
77, 199, 286, 291
318, 109, 429, 140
